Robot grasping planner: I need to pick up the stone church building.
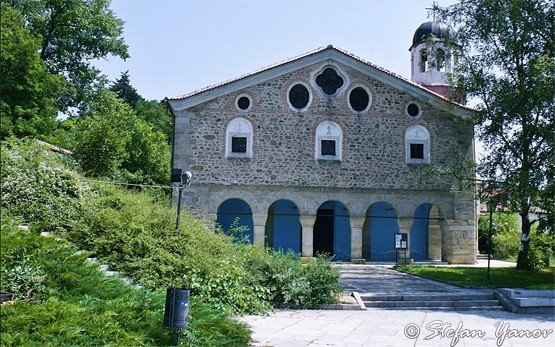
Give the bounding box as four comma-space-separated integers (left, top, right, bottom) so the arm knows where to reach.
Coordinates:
167, 21, 477, 264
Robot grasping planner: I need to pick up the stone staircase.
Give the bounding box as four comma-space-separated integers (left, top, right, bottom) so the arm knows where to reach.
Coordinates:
336, 263, 505, 311
360, 292, 504, 311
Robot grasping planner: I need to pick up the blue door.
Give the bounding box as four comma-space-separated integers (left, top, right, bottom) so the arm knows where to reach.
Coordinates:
269, 200, 301, 254
368, 202, 399, 261
411, 204, 431, 260
216, 199, 254, 244
314, 201, 351, 261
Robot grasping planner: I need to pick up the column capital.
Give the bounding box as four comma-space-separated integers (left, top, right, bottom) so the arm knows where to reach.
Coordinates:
300, 214, 317, 227
252, 214, 267, 226
397, 217, 413, 231
350, 216, 366, 229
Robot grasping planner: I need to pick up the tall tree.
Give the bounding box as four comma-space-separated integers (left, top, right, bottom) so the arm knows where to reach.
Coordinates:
110, 70, 143, 108
72, 90, 170, 185
436, 0, 554, 270
0, 4, 65, 139
4, 0, 128, 112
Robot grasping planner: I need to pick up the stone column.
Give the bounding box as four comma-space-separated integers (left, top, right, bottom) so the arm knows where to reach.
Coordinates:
397, 217, 413, 263
349, 216, 365, 260
205, 213, 218, 232
252, 214, 267, 247
300, 215, 317, 257
428, 206, 442, 261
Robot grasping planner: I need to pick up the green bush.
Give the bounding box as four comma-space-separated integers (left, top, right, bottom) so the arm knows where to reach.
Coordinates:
0, 217, 251, 346
488, 213, 520, 261
0, 138, 91, 233
242, 247, 341, 308
67, 183, 271, 315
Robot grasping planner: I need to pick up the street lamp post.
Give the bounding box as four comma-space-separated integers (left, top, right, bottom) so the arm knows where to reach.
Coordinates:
171, 169, 192, 234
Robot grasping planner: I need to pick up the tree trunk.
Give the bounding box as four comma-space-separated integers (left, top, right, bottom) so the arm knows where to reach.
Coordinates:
516, 209, 532, 270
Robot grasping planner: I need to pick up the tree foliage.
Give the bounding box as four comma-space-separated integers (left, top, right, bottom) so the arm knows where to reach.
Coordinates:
109, 70, 143, 108
72, 90, 170, 184
4, 0, 128, 112
437, 0, 554, 270
0, 5, 65, 139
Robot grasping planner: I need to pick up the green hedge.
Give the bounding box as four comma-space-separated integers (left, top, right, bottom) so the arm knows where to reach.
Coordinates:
0, 217, 251, 346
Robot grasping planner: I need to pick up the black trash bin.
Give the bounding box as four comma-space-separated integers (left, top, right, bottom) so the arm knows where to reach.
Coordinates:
163, 287, 190, 329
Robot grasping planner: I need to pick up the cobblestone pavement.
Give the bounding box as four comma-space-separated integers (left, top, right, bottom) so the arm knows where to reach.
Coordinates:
241, 309, 555, 347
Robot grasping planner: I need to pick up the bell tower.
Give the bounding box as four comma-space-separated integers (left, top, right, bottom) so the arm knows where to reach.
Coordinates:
409, 21, 455, 98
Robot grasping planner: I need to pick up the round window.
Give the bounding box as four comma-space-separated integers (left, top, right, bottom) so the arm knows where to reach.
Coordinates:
289, 84, 310, 110
349, 87, 370, 112
237, 96, 251, 110
406, 103, 421, 117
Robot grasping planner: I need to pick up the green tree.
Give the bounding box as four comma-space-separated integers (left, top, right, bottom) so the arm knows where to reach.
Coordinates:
121, 118, 170, 185
135, 99, 173, 142
72, 90, 170, 184
72, 91, 130, 178
109, 70, 143, 108
109, 71, 172, 142
4, 0, 128, 112
0, 5, 64, 139
436, 0, 554, 270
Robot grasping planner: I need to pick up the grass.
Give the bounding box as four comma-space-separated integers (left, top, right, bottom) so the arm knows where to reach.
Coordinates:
0, 218, 251, 346
397, 265, 555, 289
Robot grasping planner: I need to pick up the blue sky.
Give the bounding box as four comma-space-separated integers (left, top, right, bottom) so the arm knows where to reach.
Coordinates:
96, 0, 458, 101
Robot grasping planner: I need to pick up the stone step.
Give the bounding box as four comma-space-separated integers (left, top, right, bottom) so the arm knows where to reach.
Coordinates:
368, 306, 505, 311
363, 300, 500, 308
360, 293, 495, 301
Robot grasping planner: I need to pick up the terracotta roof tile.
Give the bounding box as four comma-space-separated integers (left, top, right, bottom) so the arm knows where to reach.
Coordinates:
168, 45, 473, 111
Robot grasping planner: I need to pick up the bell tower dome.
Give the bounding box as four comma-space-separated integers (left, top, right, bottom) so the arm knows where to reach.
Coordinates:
409, 21, 455, 98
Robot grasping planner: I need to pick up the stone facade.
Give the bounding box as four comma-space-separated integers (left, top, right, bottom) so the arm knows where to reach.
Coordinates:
168, 46, 477, 264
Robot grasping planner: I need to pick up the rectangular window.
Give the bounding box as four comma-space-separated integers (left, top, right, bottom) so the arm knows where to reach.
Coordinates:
410, 143, 424, 159
231, 137, 247, 153
321, 140, 336, 156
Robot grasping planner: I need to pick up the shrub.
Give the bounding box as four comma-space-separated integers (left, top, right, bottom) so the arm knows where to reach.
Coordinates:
0, 138, 91, 233
489, 213, 520, 261
241, 246, 342, 308
67, 183, 271, 315
0, 217, 251, 346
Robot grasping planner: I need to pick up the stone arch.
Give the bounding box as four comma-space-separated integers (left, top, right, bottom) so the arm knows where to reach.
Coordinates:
265, 199, 301, 254
364, 202, 399, 261
313, 200, 351, 261
216, 198, 254, 244
410, 203, 442, 261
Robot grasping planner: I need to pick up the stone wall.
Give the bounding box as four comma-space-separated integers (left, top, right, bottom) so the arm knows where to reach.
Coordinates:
170, 60, 476, 263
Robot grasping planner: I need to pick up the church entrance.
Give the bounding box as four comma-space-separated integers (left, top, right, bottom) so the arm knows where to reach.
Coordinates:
216, 199, 254, 244
265, 200, 301, 254
410, 203, 441, 261
313, 201, 351, 261
364, 202, 399, 261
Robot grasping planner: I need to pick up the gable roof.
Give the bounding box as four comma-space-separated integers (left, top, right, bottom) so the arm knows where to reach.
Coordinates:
167, 45, 474, 117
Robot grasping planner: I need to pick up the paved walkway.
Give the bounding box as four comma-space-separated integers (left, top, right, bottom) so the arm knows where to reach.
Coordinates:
240, 264, 555, 346
338, 265, 491, 296
241, 309, 555, 346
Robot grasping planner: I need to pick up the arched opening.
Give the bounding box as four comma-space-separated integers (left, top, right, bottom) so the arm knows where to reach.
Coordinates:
313, 201, 351, 261
410, 203, 442, 261
364, 202, 399, 261
265, 200, 301, 254
216, 199, 253, 244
